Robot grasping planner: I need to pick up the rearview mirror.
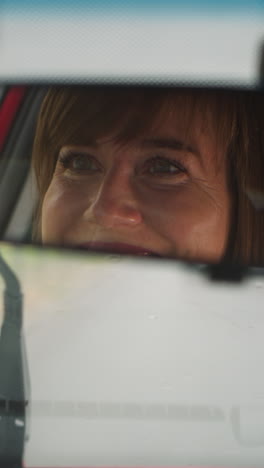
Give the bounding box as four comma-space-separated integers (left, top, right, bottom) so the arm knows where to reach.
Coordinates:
0, 84, 263, 267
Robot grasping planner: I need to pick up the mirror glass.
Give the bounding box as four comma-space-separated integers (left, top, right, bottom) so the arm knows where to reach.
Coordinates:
0, 84, 263, 266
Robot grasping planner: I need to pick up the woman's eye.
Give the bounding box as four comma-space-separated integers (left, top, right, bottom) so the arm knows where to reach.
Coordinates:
58, 152, 101, 173
145, 157, 185, 176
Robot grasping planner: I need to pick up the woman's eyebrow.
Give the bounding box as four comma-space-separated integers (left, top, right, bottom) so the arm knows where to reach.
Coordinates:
141, 137, 200, 156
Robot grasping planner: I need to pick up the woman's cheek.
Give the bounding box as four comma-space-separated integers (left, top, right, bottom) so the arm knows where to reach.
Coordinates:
41, 181, 77, 243
148, 186, 229, 260
42, 176, 97, 243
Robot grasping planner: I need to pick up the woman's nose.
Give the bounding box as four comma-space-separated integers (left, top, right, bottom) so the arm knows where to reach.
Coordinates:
84, 169, 143, 228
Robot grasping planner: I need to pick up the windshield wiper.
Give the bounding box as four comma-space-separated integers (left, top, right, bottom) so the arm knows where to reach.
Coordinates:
0, 252, 30, 468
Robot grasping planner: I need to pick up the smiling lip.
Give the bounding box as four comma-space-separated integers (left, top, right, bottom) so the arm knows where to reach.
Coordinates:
78, 242, 160, 257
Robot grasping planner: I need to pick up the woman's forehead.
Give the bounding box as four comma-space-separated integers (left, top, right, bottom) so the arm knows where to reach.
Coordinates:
61, 94, 214, 146
65, 96, 224, 171
94, 113, 211, 152
45, 88, 234, 160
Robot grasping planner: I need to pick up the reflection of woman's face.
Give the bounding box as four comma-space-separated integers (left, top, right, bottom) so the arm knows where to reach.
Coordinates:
41, 108, 231, 262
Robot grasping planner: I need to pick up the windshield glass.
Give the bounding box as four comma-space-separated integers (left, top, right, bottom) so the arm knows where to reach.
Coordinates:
1, 243, 264, 467
1, 3, 264, 468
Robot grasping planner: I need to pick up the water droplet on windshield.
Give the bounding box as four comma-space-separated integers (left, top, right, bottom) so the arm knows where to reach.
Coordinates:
162, 383, 173, 391
148, 314, 158, 320
104, 254, 122, 261
15, 419, 24, 427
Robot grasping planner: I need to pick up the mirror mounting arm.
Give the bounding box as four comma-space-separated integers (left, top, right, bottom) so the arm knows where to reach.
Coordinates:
0, 252, 29, 468
206, 263, 248, 282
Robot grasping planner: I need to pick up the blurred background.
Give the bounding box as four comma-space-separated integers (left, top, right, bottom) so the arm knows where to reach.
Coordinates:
0, 0, 264, 85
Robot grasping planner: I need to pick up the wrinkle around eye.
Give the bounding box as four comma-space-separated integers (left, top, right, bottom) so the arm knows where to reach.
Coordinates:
136, 155, 188, 184
190, 175, 229, 211
56, 154, 104, 182
139, 174, 190, 191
